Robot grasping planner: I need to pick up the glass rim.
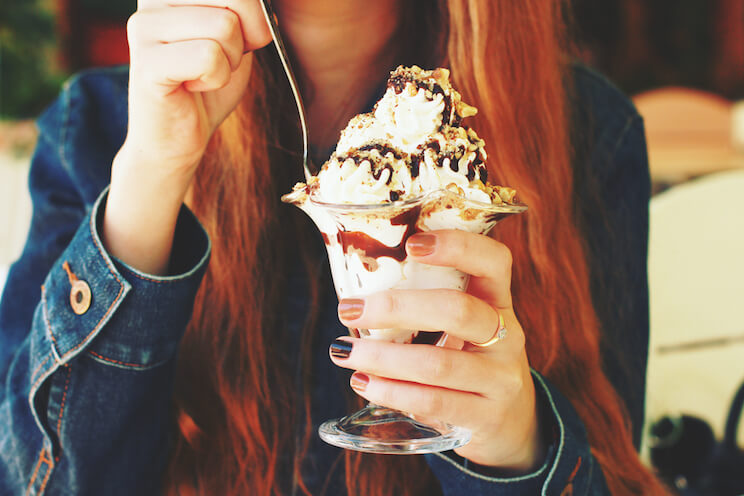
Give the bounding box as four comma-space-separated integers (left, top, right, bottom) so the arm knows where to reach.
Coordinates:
284, 188, 528, 214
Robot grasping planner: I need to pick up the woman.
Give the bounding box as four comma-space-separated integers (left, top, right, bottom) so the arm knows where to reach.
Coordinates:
0, 0, 668, 494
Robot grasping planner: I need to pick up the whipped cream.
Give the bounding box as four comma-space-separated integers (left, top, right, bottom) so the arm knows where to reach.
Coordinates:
306, 65, 517, 206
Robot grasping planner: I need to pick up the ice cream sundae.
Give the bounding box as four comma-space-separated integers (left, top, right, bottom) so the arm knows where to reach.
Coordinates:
283, 65, 525, 344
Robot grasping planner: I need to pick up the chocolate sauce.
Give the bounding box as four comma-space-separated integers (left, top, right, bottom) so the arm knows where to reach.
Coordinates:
427, 141, 441, 154
372, 163, 394, 184
448, 156, 459, 173
358, 143, 403, 160
389, 75, 409, 94
466, 163, 476, 181
337, 154, 363, 165
338, 205, 422, 264
340, 231, 401, 261
410, 155, 421, 178
440, 95, 453, 128
471, 153, 487, 183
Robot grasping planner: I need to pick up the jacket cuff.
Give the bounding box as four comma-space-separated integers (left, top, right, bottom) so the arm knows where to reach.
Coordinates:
39, 188, 210, 370
426, 370, 603, 495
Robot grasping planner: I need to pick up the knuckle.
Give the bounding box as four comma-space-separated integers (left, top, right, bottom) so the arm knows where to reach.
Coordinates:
202, 41, 222, 65
200, 43, 228, 78
495, 242, 513, 270
379, 291, 400, 318
215, 9, 240, 39
126, 13, 141, 40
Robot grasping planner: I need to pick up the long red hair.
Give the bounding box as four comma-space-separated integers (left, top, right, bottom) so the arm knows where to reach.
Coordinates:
166, 1, 668, 494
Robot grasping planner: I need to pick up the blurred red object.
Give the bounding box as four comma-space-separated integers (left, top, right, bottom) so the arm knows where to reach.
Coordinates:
54, 0, 129, 70
85, 22, 129, 67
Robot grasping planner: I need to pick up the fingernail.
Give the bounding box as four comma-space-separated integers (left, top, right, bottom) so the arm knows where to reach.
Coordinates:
339, 299, 364, 321
330, 338, 353, 359
407, 233, 436, 256
350, 372, 369, 392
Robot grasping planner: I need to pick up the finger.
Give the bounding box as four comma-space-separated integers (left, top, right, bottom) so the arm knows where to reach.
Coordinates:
128, 7, 244, 70
135, 39, 233, 94
406, 230, 513, 309
349, 372, 496, 431
338, 289, 501, 345
139, 0, 272, 50
330, 337, 511, 397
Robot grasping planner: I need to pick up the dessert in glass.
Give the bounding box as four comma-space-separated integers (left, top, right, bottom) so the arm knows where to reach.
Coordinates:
282, 66, 526, 454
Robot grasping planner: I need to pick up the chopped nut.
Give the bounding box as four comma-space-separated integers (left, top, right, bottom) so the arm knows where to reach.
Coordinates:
458, 102, 478, 118
445, 182, 465, 196
497, 187, 517, 203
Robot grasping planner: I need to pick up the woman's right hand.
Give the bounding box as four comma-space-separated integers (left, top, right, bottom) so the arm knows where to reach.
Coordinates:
104, 0, 272, 275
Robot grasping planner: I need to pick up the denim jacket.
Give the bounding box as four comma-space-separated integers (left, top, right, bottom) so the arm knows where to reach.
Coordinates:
0, 64, 650, 495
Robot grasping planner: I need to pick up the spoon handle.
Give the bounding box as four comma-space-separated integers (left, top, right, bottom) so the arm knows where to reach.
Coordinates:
258, 0, 312, 181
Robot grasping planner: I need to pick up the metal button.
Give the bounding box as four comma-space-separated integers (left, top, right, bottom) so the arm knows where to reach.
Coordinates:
69, 280, 92, 315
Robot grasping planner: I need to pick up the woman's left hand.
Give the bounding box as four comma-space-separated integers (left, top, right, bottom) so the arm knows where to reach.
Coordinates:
330, 229, 546, 472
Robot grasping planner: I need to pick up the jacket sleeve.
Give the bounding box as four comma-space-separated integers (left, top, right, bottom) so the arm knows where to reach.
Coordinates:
0, 73, 211, 496
425, 371, 611, 495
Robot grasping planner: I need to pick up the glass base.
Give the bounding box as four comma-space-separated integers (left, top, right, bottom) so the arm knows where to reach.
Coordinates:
319, 403, 471, 454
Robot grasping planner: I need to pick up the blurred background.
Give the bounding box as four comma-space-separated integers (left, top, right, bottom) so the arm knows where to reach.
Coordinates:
1, 0, 743, 493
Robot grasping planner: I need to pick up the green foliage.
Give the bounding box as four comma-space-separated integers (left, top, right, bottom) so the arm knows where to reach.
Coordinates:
0, 0, 68, 118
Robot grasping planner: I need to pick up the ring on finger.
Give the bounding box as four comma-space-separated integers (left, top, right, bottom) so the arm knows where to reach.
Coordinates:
470, 310, 507, 347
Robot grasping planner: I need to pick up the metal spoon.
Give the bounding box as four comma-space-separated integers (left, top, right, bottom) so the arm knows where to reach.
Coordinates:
258, 0, 312, 182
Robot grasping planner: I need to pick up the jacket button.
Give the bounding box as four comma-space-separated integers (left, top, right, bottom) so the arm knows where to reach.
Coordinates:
70, 280, 92, 315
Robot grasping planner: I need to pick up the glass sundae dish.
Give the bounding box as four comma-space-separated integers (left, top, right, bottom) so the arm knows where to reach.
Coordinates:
282, 66, 526, 454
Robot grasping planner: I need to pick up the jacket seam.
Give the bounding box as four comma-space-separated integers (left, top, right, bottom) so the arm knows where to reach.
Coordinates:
431, 451, 551, 483
30, 354, 52, 383
117, 243, 212, 281
86, 349, 163, 370
125, 269, 172, 284
55, 365, 72, 457
37, 452, 53, 495
532, 371, 567, 496
25, 449, 45, 496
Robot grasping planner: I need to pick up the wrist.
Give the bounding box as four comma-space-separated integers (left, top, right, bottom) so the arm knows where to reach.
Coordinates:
112, 142, 200, 196
103, 147, 199, 276
463, 377, 550, 475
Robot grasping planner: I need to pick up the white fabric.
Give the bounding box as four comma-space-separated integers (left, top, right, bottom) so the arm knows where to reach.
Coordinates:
643, 169, 744, 459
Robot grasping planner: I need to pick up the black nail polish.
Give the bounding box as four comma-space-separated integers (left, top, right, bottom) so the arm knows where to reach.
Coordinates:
330, 339, 353, 359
